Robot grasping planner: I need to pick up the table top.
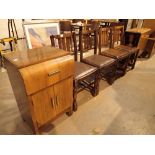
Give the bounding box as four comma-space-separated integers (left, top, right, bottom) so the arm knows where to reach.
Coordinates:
126, 28, 152, 34
3, 46, 70, 69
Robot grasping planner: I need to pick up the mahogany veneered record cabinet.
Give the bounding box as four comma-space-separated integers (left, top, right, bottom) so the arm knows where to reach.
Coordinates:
3, 46, 74, 134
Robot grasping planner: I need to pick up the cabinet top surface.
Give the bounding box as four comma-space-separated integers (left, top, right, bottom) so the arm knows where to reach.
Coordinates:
126, 28, 152, 34
4, 46, 70, 68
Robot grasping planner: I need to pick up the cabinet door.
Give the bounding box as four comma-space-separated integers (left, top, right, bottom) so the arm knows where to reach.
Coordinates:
53, 77, 73, 114
31, 87, 56, 127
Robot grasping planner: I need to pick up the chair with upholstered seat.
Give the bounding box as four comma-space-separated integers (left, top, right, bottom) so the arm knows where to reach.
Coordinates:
50, 32, 99, 111
98, 26, 132, 76
114, 45, 139, 70
110, 26, 139, 70
79, 29, 117, 86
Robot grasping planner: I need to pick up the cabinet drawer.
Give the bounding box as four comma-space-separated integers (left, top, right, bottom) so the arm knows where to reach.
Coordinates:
20, 55, 74, 95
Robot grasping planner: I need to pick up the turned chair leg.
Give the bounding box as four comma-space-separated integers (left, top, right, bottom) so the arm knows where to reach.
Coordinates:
107, 63, 117, 85
0, 52, 4, 67
131, 51, 139, 70
73, 82, 78, 111
122, 56, 130, 76
93, 71, 100, 96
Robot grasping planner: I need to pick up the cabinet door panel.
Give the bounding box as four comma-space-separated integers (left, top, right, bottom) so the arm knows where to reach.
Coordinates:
31, 87, 56, 126
53, 77, 73, 114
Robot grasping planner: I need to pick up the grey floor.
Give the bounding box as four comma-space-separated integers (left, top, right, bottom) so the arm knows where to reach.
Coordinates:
1, 46, 155, 134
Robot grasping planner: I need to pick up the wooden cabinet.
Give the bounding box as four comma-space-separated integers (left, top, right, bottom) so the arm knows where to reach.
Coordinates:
125, 28, 152, 55
3, 46, 74, 134
30, 77, 73, 128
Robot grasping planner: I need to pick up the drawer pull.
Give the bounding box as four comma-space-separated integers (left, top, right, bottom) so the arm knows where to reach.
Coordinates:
48, 70, 61, 77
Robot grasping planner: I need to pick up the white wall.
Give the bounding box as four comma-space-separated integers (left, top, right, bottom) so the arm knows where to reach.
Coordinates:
0, 19, 24, 38
0, 19, 26, 51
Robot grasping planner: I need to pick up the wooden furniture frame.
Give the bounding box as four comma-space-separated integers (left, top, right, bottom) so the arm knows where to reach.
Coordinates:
98, 27, 131, 77
109, 26, 139, 71
50, 32, 99, 111
4, 46, 74, 134
138, 30, 155, 58
142, 37, 155, 58
79, 29, 117, 87
125, 28, 151, 54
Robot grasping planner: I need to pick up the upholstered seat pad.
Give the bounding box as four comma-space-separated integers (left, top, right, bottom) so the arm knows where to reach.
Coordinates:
114, 45, 139, 54
74, 61, 97, 80
101, 48, 130, 59
82, 55, 116, 68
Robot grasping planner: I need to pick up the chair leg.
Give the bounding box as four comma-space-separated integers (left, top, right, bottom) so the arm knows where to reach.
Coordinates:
0, 58, 2, 67
0, 52, 3, 67
92, 70, 100, 96
122, 57, 130, 75
107, 63, 117, 85
148, 53, 151, 58
147, 49, 153, 58
73, 82, 78, 112
131, 51, 139, 70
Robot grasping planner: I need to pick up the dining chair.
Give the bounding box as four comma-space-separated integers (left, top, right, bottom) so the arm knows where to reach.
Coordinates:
110, 25, 139, 70
98, 26, 132, 77
50, 32, 99, 111
79, 29, 117, 86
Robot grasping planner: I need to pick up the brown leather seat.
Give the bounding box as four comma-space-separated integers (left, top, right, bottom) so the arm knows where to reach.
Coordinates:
100, 48, 130, 59
114, 45, 139, 70
74, 62, 97, 80
109, 26, 139, 68
82, 55, 116, 68
114, 45, 139, 54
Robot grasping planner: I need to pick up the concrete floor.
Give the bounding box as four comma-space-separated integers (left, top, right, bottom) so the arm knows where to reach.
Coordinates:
1, 45, 155, 134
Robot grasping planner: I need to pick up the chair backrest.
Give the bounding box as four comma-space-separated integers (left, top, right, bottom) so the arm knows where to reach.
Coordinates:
98, 27, 111, 54
110, 25, 124, 47
79, 29, 97, 61
50, 32, 78, 61
59, 20, 72, 33
90, 20, 100, 30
